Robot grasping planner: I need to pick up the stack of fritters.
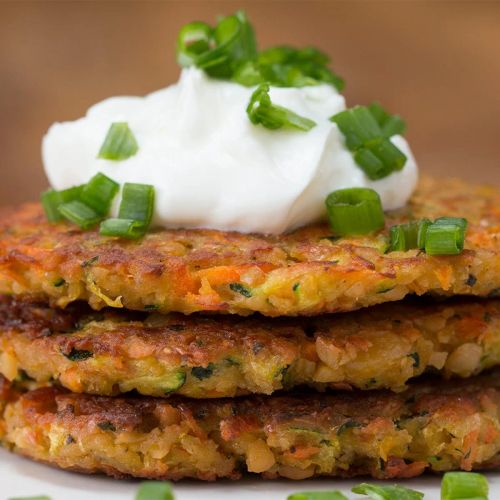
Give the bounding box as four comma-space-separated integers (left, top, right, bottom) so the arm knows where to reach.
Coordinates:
0, 176, 499, 481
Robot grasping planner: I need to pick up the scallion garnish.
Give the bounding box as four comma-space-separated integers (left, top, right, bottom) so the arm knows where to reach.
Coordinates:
388, 217, 466, 255
287, 491, 347, 500
99, 183, 155, 239
352, 483, 424, 499
176, 11, 343, 90
80, 172, 119, 216
58, 200, 101, 230
176, 21, 213, 67
369, 102, 406, 137
100, 218, 147, 240
8, 497, 51, 500
325, 188, 385, 236
177, 11, 257, 79
388, 219, 431, 252
41, 185, 84, 222
441, 472, 489, 500
118, 182, 155, 224
247, 83, 316, 131
330, 105, 407, 180
233, 45, 344, 91
135, 481, 174, 500
433, 216, 468, 231
425, 221, 466, 256
97, 122, 139, 161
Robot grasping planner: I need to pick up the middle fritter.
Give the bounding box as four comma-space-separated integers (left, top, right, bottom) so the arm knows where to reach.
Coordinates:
1, 295, 498, 398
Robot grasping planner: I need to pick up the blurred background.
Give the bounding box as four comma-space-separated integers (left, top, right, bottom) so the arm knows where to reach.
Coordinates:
0, 0, 499, 205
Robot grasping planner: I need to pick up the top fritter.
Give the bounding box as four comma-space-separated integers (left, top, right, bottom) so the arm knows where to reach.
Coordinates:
0, 176, 498, 316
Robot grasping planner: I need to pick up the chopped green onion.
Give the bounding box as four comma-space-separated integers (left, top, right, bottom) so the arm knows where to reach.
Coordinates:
417, 218, 433, 248
53, 277, 66, 287
330, 105, 407, 180
97, 122, 139, 161
135, 481, 174, 500
41, 185, 84, 222
425, 222, 466, 256
100, 218, 146, 239
176, 21, 213, 67
8, 497, 51, 500
80, 173, 119, 216
369, 102, 406, 137
234, 45, 344, 91
388, 219, 431, 252
287, 491, 348, 500
118, 183, 155, 224
441, 472, 489, 500
388, 224, 407, 252
247, 83, 316, 131
99, 183, 155, 239
58, 200, 101, 230
433, 216, 468, 231
177, 11, 257, 79
325, 188, 385, 236
352, 483, 424, 499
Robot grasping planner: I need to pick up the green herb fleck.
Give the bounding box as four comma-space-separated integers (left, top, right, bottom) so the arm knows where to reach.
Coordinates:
229, 282, 252, 297
191, 363, 215, 380
466, 274, 477, 286
408, 352, 420, 368
63, 348, 93, 362
337, 420, 362, 435
82, 256, 99, 268
53, 277, 66, 287
97, 421, 116, 432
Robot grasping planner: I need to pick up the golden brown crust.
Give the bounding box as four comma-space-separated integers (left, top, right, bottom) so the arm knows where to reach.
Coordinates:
0, 176, 498, 316
1, 296, 500, 396
4, 372, 500, 480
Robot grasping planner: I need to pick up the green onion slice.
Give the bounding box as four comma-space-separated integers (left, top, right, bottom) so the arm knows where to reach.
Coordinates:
97, 122, 139, 161
388, 219, 431, 252
325, 188, 385, 236
100, 218, 146, 239
369, 102, 406, 137
425, 221, 466, 256
247, 83, 316, 131
441, 472, 489, 500
8, 497, 51, 500
233, 45, 344, 91
135, 481, 174, 500
433, 216, 468, 231
287, 491, 348, 500
118, 183, 155, 224
352, 482, 424, 499
80, 173, 119, 216
417, 218, 433, 249
99, 183, 155, 239
330, 105, 407, 180
176, 21, 213, 67
58, 200, 101, 230
41, 185, 84, 222
177, 11, 257, 79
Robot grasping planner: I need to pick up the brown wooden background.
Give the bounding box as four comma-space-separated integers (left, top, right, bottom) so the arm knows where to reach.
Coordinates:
1, 0, 499, 206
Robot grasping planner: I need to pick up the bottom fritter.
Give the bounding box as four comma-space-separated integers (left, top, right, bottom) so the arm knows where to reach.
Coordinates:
3, 373, 500, 481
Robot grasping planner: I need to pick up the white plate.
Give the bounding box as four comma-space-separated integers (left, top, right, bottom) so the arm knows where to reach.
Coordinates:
2, 448, 500, 500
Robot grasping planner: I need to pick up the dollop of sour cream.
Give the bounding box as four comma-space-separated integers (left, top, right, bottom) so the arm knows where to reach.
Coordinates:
43, 67, 418, 234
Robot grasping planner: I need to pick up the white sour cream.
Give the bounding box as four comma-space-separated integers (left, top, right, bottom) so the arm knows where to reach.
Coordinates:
42, 67, 418, 234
